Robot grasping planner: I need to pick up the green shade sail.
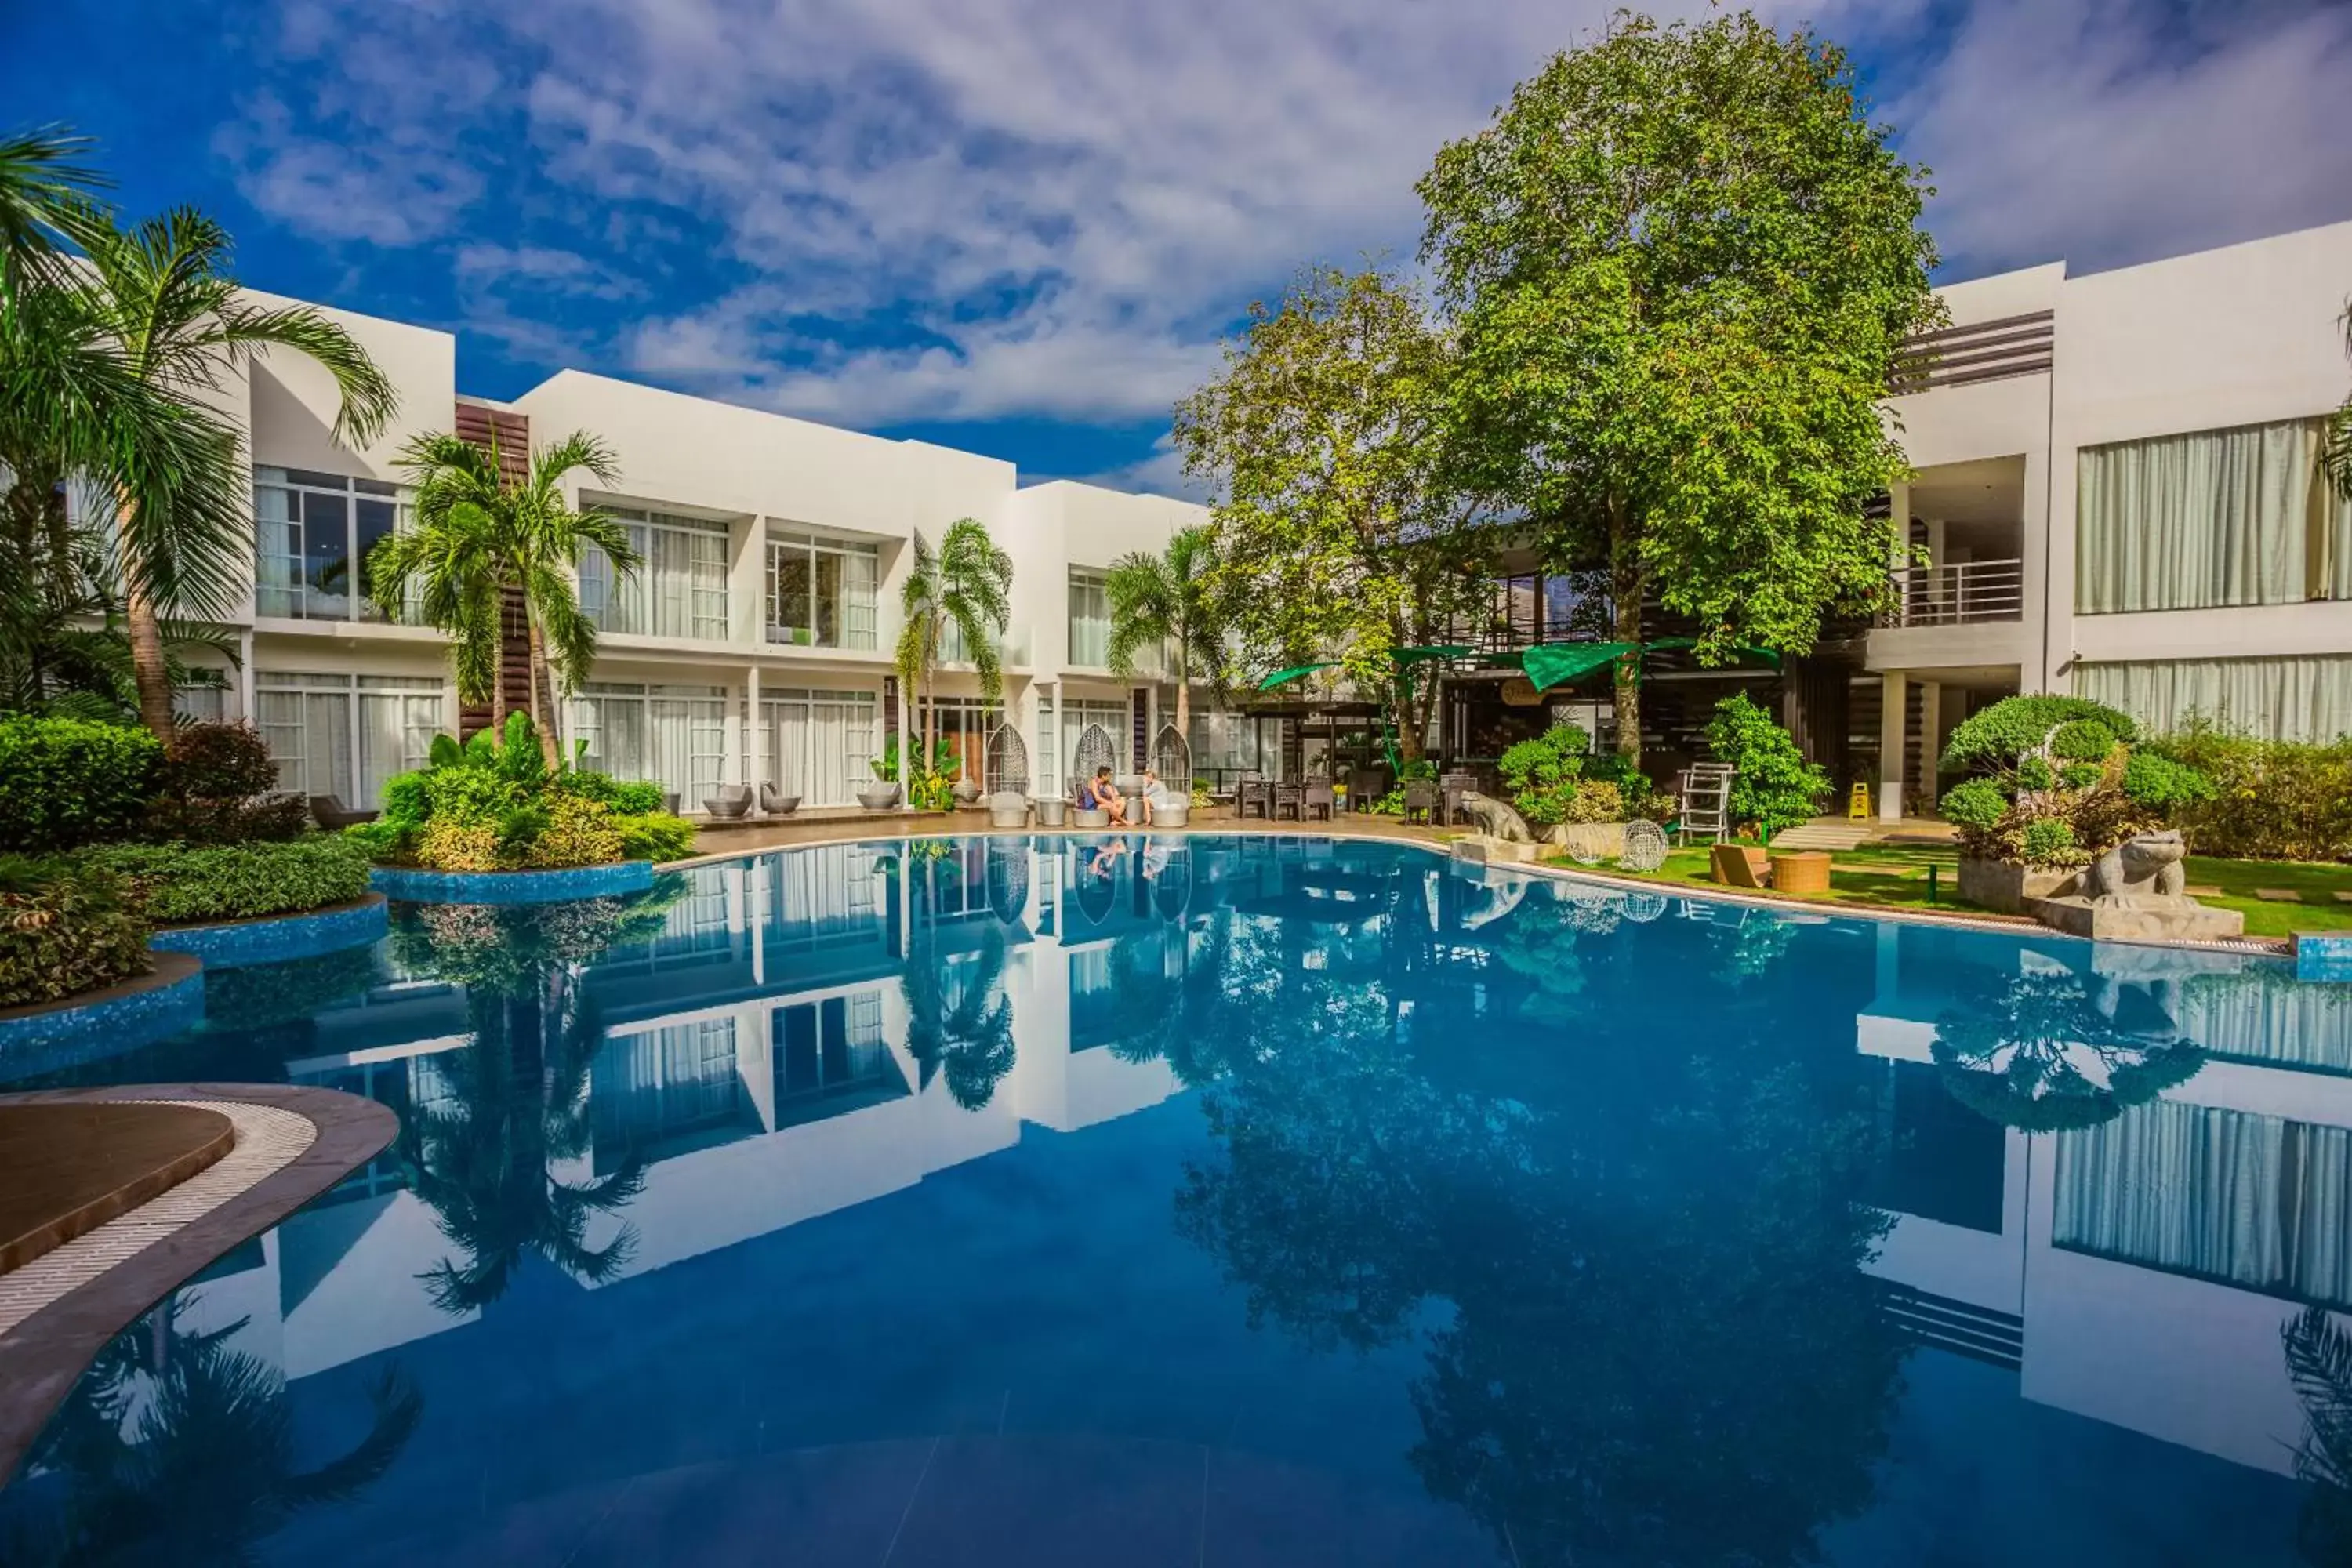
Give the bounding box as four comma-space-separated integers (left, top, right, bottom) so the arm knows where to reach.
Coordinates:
1257, 662, 1336, 691
1254, 646, 1468, 692
1259, 640, 1777, 695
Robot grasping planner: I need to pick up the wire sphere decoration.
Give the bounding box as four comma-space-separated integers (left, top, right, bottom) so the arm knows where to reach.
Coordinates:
1618, 818, 1669, 873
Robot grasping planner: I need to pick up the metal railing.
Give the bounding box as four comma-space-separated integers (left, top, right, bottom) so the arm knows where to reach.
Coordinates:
1889, 557, 2024, 626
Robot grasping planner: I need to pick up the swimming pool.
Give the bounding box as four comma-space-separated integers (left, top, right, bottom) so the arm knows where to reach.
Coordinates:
2, 833, 2346, 1564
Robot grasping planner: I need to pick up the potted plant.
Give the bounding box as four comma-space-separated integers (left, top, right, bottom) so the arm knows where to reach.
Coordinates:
858, 742, 903, 811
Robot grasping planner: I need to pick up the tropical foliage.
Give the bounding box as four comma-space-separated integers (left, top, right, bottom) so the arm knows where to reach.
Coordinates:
1105, 522, 1226, 735
0, 853, 149, 1007
78, 834, 370, 924
352, 712, 693, 870
1174, 264, 1492, 764
0, 713, 162, 849
893, 517, 1012, 794
1937, 694, 2212, 867
1704, 692, 1831, 840
1420, 10, 1941, 765
1497, 721, 1621, 829
2142, 720, 2352, 863
372, 429, 638, 766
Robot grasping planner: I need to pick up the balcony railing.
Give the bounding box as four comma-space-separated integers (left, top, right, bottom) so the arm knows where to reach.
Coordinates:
1889, 558, 2024, 627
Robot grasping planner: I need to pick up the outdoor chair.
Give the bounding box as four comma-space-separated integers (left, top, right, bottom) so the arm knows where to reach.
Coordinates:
1401, 779, 1439, 825
988, 791, 1029, 829
1273, 782, 1305, 821
310, 794, 378, 829
1439, 771, 1478, 826
760, 783, 800, 817
704, 784, 753, 821
1302, 782, 1335, 822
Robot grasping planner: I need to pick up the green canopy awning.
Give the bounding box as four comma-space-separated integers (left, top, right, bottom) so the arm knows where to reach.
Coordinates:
1518, 638, 1784, 692
1257, 662, 1336, 691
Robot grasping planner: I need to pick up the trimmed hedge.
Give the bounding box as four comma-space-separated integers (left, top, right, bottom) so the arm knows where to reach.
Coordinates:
0, 858, 151, 1007
78, 834, 373, 925
2143, 726, 2352, 862
0, 717, 163, 851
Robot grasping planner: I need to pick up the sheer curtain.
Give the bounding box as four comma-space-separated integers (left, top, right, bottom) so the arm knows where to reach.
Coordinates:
2075, 654, 2352, 742
2077, 417, 2347, 612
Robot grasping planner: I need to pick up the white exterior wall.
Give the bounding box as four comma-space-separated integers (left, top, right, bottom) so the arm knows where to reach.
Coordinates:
1871, 219, 2352, 738
200, 299, 1204, 805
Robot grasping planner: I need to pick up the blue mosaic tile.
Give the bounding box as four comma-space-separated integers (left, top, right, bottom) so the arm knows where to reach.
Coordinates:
0, 960, 205, 1075
149, 895, 389, 969
2296, 933, 2352, 984
368, 859, 656, 906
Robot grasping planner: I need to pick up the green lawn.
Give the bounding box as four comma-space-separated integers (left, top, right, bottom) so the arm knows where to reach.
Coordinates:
1552, 840, 2352, 938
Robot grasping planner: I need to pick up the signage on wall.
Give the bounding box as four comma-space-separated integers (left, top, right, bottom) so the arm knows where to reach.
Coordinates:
1501, 677, 1544, 707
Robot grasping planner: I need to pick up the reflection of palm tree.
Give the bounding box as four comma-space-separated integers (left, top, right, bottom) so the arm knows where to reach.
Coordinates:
904, 922, 1017, 1112
2285, 1306, 2352, 1563
1933, 966, 2205, 1132
20, 1295, 420, 1565
387, 898, 673, 1314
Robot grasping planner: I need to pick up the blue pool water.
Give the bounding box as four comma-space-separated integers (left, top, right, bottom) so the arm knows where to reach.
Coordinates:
2, 833, 2348, 1566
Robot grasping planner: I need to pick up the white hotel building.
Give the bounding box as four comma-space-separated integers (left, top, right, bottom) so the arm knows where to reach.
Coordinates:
198, 307, 1207, 815
1866, 216, 2352, 818
191, 213, 2352, 817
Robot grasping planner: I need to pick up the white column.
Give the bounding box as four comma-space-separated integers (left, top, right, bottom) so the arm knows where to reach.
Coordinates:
745, 664, 761, 789
236, 629, 257, 724
1889, 479, 1914, 625
1878, 670, 1907, 822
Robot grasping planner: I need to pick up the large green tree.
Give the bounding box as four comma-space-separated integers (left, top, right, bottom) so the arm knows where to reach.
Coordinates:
1173, 265, 1494, 764
1420, 9, 1941, 766
1105, 521, 1225, 738
372, 429, 640, 766
894, 517, 1013, 777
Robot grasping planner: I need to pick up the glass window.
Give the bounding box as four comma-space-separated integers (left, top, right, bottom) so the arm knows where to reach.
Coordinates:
767, 532, 879, 650
252, 467, 414, 622
254, 670, 444, 808
759, 687, 879, 807
1069, 570, 1110, 667
573, 681, 728, 808
585, 508, 731, 641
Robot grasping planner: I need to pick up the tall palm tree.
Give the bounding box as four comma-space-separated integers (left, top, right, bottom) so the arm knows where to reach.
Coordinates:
1105, 522, 1225, 736
895, 517, 1012, 779
372, 429, 641, 765
0, 124, 109, 285
74, 208, 398, 740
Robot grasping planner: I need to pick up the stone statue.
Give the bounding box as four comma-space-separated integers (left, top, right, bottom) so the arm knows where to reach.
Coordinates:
2029, 829, 2241, 942
1457, 791, 1534, 844
2078, 829, 2188, 903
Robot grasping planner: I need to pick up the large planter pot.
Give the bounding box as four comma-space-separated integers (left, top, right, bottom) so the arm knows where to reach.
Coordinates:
988, 792, 1029, 829
703, 785, 753, 820
1957, 855, 2075, 914
1154, 800, 1191, 829
856, 783, 902, 811
1033, 797, 1067, 827
953, 777, 983, 806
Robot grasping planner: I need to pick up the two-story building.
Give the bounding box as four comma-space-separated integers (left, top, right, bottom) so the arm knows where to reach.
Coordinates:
194, 302, 1206, 815
1867, 216, 2352, 818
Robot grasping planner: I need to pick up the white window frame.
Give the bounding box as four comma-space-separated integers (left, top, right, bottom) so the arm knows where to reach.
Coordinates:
252, 466, 413, 623
765, 532, 880, 651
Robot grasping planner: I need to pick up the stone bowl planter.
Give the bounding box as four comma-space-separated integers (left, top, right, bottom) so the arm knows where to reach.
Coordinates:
1153, 800, 1190, 829
704, 785, 753, 821
1073, 806, 1111, 829
1033, 797, 1067, 827
856, 783, 902, 811
760, 786, 800, 817
1957, 855, 2075, 914
988, 792, 1029, 829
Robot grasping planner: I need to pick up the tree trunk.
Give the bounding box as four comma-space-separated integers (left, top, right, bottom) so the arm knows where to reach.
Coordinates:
1610, 497, 1644, 771
524, 614, 559, 768
1172, 656, 1189, 739
125, 575, 176, 743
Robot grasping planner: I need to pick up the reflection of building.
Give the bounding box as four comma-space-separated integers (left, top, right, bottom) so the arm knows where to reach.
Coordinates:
180, 840, 1217, 1385
1857, 920, 2352, 1474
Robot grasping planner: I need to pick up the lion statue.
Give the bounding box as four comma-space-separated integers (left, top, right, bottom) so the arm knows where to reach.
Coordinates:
2079, 829, 2189, 904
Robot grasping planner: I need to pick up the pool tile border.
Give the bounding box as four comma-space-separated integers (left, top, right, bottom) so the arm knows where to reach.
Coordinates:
369, 858, 656, 905
0, 953, 205, 1073
0, 1083, 399, 1483
147, 893, 389, 969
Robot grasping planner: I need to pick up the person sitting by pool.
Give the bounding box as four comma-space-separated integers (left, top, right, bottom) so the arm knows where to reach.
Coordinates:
1080, 765, 1128, 825
1134, 766, 1160, 826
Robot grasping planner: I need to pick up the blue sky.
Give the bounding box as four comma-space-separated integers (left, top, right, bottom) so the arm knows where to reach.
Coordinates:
8, 0, 2350, 495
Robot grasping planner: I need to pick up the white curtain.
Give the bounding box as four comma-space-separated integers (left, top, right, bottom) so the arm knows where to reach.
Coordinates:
762, 689, 874, 805
2056, 1101, 2352, 1308
2075, 654, 2352, 743
2175, 967, 2352, 1073
2077, 416, 2347, 612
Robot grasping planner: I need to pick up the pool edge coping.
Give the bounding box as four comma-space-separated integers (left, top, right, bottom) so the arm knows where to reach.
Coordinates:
0, 1083, 399, 1485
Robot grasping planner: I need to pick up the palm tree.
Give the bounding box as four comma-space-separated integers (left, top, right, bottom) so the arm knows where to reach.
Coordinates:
2326, 299, 2352, 510
0, 124, 109, 285
895, 518, 1012, 782
68, 208, 398, 740
372, 429, 641, 765
1105, 522, 1225, 736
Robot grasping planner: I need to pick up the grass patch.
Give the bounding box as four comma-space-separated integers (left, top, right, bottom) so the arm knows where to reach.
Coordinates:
1554, 840, 2352, 935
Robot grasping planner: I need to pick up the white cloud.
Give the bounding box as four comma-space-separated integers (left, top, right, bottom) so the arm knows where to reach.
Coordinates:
216, 0, 2352, 446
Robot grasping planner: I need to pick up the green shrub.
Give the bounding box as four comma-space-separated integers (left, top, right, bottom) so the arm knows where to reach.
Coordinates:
614, 812, 697, 862
380, 771, 430, 831
528, 796, 625, 869
2122, 751, 2216, 813
2019, 816, 2082, 868
2049, 719, 2122, 764
1941, 695, 2136, 773
2058, 763, 2103, 791
1556, 779, 1624, 826
0, 857, 151, 1007
564, 769, 663, 814
343, 819, 408, 861
1939, 778, 2008, 832
0, 716, 163, 850
1704, 693, 1829, 839
79, 835, 372, 924
2142, 723, 2352, 862
417, 817, 501, 871
144, 720, 310, 844
2013, 755, 2055, 791
1499, 723, 1591, 827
